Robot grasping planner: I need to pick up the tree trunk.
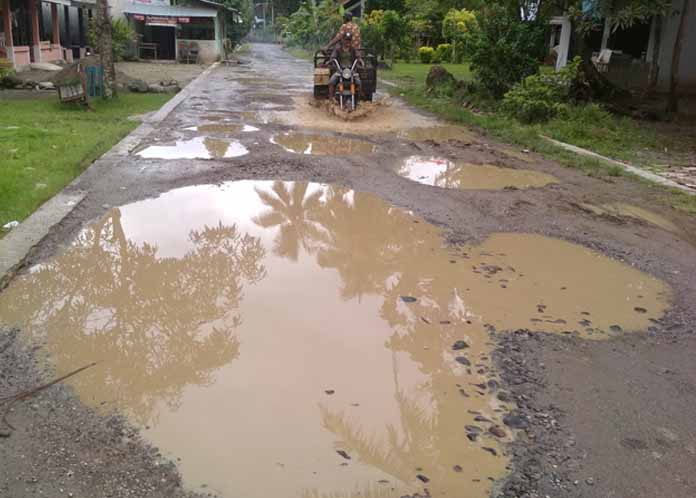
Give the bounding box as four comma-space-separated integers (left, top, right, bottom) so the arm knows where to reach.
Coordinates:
645, 15, 662, 96
668, 0, 689, 113
96, 0, 115, 98
573, 21, 629, 101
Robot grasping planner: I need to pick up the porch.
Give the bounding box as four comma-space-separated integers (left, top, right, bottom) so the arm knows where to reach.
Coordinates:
0, 0, 94, 68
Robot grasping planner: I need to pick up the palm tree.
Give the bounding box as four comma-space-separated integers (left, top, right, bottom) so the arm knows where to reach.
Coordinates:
0, 209, 267, 425
253, 181, 326, 261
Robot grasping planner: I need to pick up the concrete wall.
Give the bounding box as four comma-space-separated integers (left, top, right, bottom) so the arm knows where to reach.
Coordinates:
657, 0, 696, 93
178, 38, 217, 62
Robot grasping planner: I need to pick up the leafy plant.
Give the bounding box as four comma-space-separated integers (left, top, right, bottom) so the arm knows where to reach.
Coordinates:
433, 43, 451, 63
284, 0, 342, 49
501, 57, 582, 123
441, 8, 476, 62
88, 17, 136, 61
467, 4, 545, 98
418, 46, 434, 64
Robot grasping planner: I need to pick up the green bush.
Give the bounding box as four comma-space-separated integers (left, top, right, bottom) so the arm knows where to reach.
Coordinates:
501, 57, 581, 123
418, 46, 434, 64
434, 43, 452, 64
88, 18, 136, 61
468, 4, 545, 98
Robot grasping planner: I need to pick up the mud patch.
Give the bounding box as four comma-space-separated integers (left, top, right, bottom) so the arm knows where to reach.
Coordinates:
580, 203, 680, 233
271, 132, 377, 155
397, 156, 558, 190
272, 96, 436, 134
398, 125, 478, 144
0, 182, 670, 498
136, 136, 249, 159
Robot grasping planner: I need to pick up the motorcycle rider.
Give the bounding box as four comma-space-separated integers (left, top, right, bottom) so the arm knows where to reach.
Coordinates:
325, 12, 362, 51
328, 32, 362, 100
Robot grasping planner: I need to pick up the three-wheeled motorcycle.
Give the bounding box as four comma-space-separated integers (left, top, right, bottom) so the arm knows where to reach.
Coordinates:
313, 48, 377, 111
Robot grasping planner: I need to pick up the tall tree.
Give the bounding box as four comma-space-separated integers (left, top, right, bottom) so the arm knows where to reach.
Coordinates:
95, 0, 116, 98
668, 0, 690, 113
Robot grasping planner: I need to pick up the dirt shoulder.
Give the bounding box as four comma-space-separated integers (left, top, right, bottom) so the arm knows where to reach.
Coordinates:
0, 329, 204, 498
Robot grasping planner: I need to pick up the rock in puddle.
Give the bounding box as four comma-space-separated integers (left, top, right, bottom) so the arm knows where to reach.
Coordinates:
452, 340, 469, 350
489, 425, 507, 438
455, 356, 471, 366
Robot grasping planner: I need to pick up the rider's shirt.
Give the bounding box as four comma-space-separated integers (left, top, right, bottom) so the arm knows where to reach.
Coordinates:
337, 22, 361, 49
331, 47, 357, 68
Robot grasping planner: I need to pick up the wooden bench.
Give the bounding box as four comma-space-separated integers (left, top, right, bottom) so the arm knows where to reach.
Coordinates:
139, 42, 158, 60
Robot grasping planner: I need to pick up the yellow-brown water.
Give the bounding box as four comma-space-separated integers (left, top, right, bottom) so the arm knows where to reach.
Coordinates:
397, 126, 478, 144
272, 133, 377, 155
0, 181, 670, 498
397, 156, 558, 190
580, 203, 679, 233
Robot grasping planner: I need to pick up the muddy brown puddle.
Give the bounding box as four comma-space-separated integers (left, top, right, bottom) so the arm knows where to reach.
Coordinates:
397, 126, 478, 144
272, 132, 377, 155
580, 202, 679, 233
0, 181, 670, 498
136, 136, 249, 159
398, 156, 558, 190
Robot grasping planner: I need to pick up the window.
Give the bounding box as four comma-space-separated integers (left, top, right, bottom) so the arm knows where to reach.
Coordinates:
178, 18, 214, 40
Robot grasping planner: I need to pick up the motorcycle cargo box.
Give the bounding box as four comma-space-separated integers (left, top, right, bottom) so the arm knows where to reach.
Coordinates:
314, 67, 330, 86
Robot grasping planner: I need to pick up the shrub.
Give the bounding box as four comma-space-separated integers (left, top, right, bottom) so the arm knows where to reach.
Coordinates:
88, 18, 136, 61
434, 43, 452, 64
418, 46, 434, 64
501, 57, 581, 123
467, 4, 545, 98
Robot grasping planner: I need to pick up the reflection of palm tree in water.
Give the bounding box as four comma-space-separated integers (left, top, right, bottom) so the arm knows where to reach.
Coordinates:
0, 208, 267, 425
284, 185, 502, 496
253, 181, 326, 261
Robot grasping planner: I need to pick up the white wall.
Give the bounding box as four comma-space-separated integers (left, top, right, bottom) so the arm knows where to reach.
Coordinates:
178, 38, 218, 62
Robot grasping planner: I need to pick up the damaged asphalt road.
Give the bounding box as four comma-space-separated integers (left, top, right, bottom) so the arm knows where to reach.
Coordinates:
1, 43, 696, 498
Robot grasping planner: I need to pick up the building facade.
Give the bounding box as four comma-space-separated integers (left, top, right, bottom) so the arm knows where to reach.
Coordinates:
1, 0, 94, 67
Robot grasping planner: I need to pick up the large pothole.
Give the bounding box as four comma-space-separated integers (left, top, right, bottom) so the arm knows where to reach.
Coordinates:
0, 181, 670, 498
396, 156, 558, 190
136, 136, 249, 159
271, 132, 377, 155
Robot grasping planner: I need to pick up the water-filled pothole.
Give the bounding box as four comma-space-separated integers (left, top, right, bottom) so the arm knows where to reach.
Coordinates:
271, 132, 377, 155
397, 156, 558, 190
398, 125, 478, 143
136, 136, 249, 159
580, 202, 679, 232
0, 181, 669, 498
185, 124, 260, 134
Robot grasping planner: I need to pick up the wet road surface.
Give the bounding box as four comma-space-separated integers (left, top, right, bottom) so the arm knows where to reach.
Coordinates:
1, 43, 696, 498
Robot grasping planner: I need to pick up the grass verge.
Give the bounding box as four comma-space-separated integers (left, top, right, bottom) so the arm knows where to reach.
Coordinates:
0, 93, 172, 230
381, 67, 696, 214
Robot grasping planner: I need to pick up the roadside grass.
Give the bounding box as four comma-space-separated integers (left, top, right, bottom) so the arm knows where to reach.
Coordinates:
382, 68, 696, 214
0, 93, 171, 231
381, 62, 472, 84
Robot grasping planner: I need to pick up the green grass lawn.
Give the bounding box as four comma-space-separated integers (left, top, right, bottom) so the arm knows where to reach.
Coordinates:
381, 62, 472, 85
0, 93, 171, 230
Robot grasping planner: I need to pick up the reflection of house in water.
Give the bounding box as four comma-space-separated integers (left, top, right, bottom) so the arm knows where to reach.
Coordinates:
549, 0, 695, 113
111, 0, 239, 62
0, 0, 94, 68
